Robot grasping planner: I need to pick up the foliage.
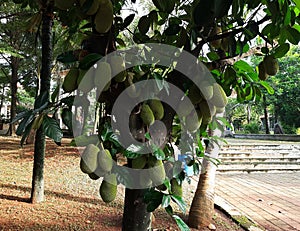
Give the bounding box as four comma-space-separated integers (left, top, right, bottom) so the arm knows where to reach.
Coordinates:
243, 122, 260, 134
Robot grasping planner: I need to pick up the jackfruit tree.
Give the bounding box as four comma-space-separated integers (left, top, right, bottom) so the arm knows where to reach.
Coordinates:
12, 0, 300, 230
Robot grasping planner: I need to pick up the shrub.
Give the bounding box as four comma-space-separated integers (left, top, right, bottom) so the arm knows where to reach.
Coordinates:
243, 122, 260, 134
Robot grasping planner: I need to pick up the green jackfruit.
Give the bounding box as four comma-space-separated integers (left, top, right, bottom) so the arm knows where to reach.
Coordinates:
99, 173, 117, 203
94, 62, 111, 91
188, 84, 203, 105
258, 61, 268, 80
94, 0, 113, 33
79, 0, 100, 15
98, 149, 113, 172
77, 68, 94, 93
177, 97, 194, 117
171, 178, 182, 197
110, 55, 127, 82
200, 80, 214, 101
125, 72, 140, 98
210, 83, 228, 108
185, 109, 202, 133
54, 0, 75, 10
80, 144, 100, 174
149, 160, 166, 185
141, 104, 155, 126
62, 68, 79, 93
263, 55, 279, 76
88, 172, 100, 180
215, 106, 225, 114
198, 101, 216, 124
132, 155, 147, 169
149, 99, 164, 120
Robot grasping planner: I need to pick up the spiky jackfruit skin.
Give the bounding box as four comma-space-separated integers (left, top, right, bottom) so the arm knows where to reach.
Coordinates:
79, 0, 100, 15
99, 173, 117, 203
125, 72, 140, 98
139, 171, 152, 188
188, 84, 203, 105
198, 100, 215, 124
258, 61, 268, 80
185, 109, 203, 133
177, 98, 194, 117
210, 83, 228, 108
110, 56, 127, 82
132, 155, 147, 169
94, 0, 113, 33
77, 68, 94, 93
94, 62, 111, 91
98, 149, 113, 172
171, 178, 182, 197
148, 159, 166, 185
263, 55, 279, 76
149, 99, 164, 120
62, 68, 79, 93
80, 144, 100, 174
141, 104, 155, 126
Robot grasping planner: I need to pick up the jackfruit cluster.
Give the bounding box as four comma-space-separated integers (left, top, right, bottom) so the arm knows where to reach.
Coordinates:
177, 81, 228, 133
139, 99, 165, 127
79, 143, 117, 203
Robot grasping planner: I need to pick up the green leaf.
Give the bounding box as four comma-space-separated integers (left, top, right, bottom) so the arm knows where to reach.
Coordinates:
162, 194, 171, 208
78, 53, 102, 70
16, 111, 35, 136
165, 205, 173, 215
144, 189, 163, 203
291, 0, 300, 10
171, 195, 186, 213
51, 85, 60, 103
207, 51, 220, 61
164, 24, 181, 36
71, 134, 99, 146
61, 96, 75, 108
122, 14, 135, 28
116, 38, 126, 48
285, 26, 300, 45
153, 148, 165, 160
260, 81, 275, 94
20, 120, 34, 147
61, 108, 73, 131
172, 215, 190, 231
11, 110, 31, 124
138, 15, 151, 34
272, 43, 290, 58
234, 60, 254, 73
147, 200, 162, 212
34, 91, 49, 111
42, 116, 63, 143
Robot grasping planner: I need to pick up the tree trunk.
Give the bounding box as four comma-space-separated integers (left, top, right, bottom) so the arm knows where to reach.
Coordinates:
188, 127, 222, 229
188, 141, 217, 228
122, 188, 152, 231
263, 95, 270, 134
7, 57, 19, 136
30, 0, 53, 203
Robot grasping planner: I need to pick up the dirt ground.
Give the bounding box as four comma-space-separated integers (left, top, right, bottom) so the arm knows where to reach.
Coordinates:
0, 136, 244, 231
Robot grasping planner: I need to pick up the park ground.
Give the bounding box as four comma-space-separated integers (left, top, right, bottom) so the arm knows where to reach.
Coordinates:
0, 136, 243, 231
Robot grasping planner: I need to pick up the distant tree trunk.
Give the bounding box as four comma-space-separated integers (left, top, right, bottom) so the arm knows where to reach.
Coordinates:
263, 95, 270, 134
7, 57, 19, 136
0, 84, 5, 115
30, 0, 53, 203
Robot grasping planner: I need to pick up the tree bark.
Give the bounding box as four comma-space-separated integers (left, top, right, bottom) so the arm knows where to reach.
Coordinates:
30, 0, 53, 203
122, 188, 152, 231
7, 57, 19, 136
188, 140, 217, 228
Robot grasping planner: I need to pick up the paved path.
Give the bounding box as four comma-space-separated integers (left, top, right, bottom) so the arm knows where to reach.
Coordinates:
215, 172, 300, 231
